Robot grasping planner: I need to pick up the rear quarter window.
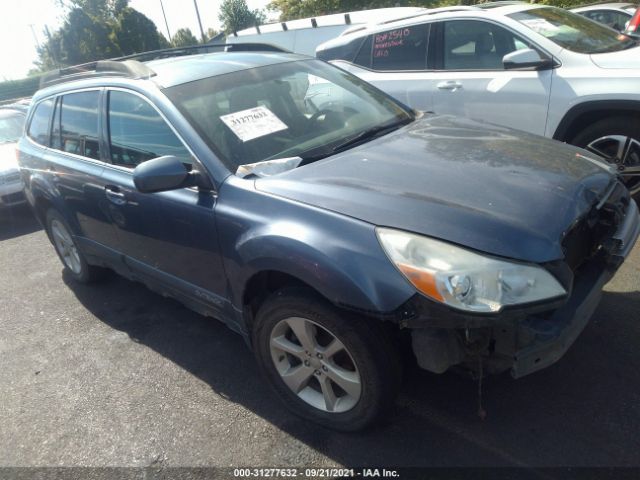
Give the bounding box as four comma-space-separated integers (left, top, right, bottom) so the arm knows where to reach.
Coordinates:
317, 36, 366, 63
371, 24, 429, 71
27, 98, 54, 146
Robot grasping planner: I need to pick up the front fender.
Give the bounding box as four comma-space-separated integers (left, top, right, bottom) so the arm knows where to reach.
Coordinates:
216, 177, 416, 315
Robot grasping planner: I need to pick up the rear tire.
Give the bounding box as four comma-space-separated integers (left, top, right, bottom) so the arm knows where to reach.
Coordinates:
45, 209, 107, 283
252, 287, 402, 431
572, 116, 640, 197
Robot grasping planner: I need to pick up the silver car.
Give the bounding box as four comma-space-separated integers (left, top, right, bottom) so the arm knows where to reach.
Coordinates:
0, 106, 28, 208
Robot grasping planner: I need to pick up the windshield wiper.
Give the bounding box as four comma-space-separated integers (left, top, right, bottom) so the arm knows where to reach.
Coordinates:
331, 120, 408, 154
296, 118, 411, 167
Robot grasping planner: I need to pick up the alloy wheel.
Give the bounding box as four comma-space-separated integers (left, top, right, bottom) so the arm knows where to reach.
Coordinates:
50, 219, 82, 274
586, 135, 640, 195
269, 316, 362, 413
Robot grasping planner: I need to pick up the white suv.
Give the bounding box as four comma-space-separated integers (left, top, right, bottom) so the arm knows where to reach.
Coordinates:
317, 2, 640, 195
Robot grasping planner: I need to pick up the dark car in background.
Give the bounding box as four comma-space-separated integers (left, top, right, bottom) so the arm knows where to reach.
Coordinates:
17, 49, 640, 430
0, 104, 28, 209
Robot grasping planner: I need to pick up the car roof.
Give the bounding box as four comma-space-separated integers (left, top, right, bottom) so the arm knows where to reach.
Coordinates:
33, 50, 310, 101
146, 51, 309, 88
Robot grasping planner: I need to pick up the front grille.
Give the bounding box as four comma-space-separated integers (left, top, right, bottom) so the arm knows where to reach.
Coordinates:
562, 181, 630, 272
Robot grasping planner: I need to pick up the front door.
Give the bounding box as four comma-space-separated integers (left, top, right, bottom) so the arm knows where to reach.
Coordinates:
430, 19, 552, 136
99, 89, 228, 316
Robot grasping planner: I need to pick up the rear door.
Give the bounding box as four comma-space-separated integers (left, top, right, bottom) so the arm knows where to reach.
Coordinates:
43, 90, 121, 254
99, 89, 228, 314
429, 19, 552, 135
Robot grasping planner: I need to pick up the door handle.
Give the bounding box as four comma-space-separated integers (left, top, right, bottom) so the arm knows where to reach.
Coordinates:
437, 81, 463, 91
104, 185, 127, 206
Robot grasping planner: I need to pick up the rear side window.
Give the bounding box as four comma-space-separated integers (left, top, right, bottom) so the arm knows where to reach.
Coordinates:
58, 91, 101, 160
27, 98, 54, 146
107, 90, 191, 167
371, 24, 428, 71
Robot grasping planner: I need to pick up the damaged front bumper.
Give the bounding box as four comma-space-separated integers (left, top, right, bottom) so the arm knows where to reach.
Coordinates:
405, 198, 640, 378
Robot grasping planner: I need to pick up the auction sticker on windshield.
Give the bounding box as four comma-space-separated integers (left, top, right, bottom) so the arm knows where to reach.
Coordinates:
220, 106, 288, 142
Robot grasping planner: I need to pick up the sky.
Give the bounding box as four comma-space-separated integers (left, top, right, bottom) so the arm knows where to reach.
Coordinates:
0, 0, 272, 81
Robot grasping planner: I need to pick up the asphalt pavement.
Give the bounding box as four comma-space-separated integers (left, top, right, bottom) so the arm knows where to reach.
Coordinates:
1, 205, 639, 468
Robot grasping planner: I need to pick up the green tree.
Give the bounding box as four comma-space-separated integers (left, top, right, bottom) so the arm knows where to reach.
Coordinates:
114, 7, 165, 54
205, 27, 220, 42
58, 7, 121, 65
171, 28, 199, 47
34, 0, 169, 71
219, 0, 266, 34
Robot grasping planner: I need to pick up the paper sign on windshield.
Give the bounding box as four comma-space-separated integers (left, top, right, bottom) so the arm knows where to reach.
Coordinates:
220, 106, 288, 142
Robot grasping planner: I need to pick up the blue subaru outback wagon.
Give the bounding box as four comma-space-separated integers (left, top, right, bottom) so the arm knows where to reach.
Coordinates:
17, 45, 640, 430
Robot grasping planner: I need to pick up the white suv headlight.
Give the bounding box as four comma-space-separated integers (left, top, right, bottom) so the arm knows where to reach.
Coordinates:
376, 228, 566, 313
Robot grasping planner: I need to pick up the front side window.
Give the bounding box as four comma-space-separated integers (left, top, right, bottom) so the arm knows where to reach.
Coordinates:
164, 59, 413, 171
107, 91, 191, 167
510, 7, 636, 53
27, 99, 54, 146
58, 91, 101, 160
0, 111, 26, 144
371, 24, 428, 71
443, 20, 531, 70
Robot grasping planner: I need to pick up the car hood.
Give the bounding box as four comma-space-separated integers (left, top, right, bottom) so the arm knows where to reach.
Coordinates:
590, 46, 640, 68
0, 142, 19, 173
255, 115, 617, 263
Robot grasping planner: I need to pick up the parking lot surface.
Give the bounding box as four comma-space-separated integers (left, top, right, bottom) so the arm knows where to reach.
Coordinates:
1, 206, 639, 468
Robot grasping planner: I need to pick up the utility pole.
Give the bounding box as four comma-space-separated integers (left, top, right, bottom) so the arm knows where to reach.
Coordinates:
159, 0, 172, 43
29, 24, 41, 50
193, 0, 206, 43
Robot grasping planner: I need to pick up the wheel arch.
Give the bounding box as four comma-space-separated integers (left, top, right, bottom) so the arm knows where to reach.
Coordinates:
232, 232, 415, 335
553, 100, 640, 143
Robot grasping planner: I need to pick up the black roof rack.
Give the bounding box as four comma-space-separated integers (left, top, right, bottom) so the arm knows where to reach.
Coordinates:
115, 43, 287, 63
40, 59, 155, 88
39, 43, 287, 89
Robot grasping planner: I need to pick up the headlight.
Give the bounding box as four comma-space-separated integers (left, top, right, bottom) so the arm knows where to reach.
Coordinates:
376, 228, 566, 313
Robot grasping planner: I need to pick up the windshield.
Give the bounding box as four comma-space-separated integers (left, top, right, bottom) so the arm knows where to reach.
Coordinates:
164, 59, 414, 171
510, 7, 637, 53
0, 111, 26, 144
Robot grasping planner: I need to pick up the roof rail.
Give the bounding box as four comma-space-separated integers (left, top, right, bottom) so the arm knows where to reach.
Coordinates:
116, 43, 287, 63
40, 59, 155, 88
377, 6, 479, 25
38, 43, 288, 89
476, 1, 528, 9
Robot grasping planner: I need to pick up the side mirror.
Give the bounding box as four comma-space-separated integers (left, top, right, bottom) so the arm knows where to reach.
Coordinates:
133, 156, 193, 193
503, 48, 554, 70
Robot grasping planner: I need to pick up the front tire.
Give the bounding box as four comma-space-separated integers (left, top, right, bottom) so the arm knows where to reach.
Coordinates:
45, 209, 106, 283
252, 288, 401, 431
572, 116, 640, 197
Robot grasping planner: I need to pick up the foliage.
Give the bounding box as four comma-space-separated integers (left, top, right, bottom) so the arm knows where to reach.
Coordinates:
171, 28, 200, 47
0, 76, 42, 103
115, 7, 168, 54
34, 0, 169, 71
219, 0, 267, 33
206, 27, 220, 41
